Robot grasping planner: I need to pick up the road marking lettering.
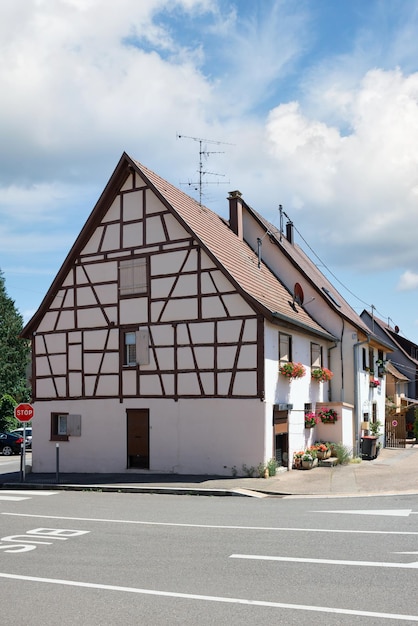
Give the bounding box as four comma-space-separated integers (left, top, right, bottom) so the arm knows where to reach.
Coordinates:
0, 528, 89, 553
0, 571, 416, 621
3, 512, 418, 535
230, 554, 418, 569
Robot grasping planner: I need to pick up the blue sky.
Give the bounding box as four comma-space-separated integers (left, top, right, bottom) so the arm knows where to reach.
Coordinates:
1, 0, 418, 342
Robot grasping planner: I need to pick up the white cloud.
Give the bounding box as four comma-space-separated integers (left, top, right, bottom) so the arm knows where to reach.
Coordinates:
397, 270, 418, 291
262, 68, 418, 272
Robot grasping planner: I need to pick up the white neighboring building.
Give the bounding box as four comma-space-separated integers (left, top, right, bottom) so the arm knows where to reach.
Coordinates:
22, 154, 390, 474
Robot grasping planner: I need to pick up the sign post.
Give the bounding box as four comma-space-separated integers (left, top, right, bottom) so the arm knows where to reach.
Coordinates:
14, 403, 34, 482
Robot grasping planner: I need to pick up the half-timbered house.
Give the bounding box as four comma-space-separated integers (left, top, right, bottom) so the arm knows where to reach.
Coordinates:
22, 153, 388, 474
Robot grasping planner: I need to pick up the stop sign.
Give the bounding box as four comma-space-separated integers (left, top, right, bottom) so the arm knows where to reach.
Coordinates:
14, 403, 34, 423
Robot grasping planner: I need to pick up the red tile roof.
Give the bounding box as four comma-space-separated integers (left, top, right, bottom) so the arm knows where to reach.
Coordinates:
135, 157, 335, 340
23, 153, 335, 341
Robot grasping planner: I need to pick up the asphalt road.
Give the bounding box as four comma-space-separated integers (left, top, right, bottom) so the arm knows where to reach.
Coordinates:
0, 490, 417, 625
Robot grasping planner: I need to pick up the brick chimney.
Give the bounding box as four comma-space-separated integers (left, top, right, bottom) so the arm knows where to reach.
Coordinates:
228, 190, 243, 239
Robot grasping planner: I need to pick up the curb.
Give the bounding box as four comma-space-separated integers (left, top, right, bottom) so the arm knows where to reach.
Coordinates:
0, 482, 265, 498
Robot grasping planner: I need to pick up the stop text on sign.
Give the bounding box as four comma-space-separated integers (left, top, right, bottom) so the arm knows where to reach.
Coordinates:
14, 403, 34, 422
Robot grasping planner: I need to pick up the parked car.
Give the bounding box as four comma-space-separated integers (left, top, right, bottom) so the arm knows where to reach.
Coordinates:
10, 427, 32, 448
0, 432, 24, 455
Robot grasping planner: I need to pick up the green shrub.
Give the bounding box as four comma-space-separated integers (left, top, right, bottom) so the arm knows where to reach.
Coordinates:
334, 442, 352, 465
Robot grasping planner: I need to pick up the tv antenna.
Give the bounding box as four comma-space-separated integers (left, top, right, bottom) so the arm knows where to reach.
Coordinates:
177, 133, 233, 205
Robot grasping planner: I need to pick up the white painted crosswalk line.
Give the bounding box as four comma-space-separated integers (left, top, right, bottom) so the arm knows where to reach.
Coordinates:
1, 490, 59, 496
0, 490, 59, 502
0, 496, 30, 501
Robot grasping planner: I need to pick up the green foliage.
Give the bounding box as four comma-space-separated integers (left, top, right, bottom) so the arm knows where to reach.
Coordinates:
257, 462, 267, 477
333, 442, 352, 465
267, 458, 278, 476
369, 420, 382, 436
242, 464, 256, 477
0, 394, 18, 431
414, 408, 418, 439
0, 271, 31, 411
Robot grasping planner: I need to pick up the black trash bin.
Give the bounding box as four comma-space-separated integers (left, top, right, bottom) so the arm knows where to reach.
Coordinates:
361, 436, 378, 460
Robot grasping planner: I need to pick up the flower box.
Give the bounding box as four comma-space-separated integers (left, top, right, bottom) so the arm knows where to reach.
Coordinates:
279, 361, 306, 379
304, 412, 318, 428
311, 367, 333, 382
318, 407, 338, 424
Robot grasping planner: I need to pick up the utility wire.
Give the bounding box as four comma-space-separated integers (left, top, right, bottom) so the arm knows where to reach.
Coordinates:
286, 217, 413, 341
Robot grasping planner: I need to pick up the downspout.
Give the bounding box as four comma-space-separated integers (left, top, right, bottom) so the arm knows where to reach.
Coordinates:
340, 318, 345, 401
327, 341, 338, 402
353, 334, 370, 457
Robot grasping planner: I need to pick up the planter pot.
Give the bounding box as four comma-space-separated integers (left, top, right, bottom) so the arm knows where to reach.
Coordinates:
317, 450, 331, 460
302, 458, 318, 469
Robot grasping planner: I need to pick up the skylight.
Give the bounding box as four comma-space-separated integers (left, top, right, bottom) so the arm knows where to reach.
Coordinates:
322, 287, 341, 307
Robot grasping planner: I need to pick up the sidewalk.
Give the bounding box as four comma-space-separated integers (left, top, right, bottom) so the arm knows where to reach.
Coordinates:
1, 446, 418, 498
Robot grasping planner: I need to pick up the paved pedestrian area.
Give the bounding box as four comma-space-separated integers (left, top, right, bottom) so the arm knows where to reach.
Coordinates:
1, 446, 417, 498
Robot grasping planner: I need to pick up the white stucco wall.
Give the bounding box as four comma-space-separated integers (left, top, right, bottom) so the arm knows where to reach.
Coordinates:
31, 397, 267, 476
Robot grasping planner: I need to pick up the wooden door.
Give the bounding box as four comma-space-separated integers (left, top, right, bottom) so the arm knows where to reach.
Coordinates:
127, 409, 149, 469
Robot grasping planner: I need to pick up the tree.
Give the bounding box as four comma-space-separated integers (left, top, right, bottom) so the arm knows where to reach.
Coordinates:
0, 270, 31, 430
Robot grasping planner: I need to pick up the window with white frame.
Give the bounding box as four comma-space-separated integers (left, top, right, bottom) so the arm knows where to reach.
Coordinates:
51, 413, 67, 440
123, 328, 150, 367
279, 333, 292, 364
124, 331, 137, 366
50, 413, 81, 440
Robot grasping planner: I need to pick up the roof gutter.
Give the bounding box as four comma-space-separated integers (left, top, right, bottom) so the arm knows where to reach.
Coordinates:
272, 311, 337, 343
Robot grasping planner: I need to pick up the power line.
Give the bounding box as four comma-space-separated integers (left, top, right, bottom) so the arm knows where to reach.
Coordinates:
279, 209, 414, 342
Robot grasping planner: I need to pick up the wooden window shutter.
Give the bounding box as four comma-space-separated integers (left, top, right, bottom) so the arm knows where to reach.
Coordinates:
311, 343, 322, 368
68, 414, 82, 436
136, 328, 150, 365
120, 258, 147, 295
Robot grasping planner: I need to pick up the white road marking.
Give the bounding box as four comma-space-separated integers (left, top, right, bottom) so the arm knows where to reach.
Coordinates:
314, 509, 416, 517
0, 491, 58, 502
0, 571, 416, 621
230, 554, 418, 569
1, 490, 59, 496
3, 512, 418, 534
0, 496, 30, 502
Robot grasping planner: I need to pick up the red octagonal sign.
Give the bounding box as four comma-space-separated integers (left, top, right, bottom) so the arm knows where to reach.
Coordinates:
14, 403, 34, 423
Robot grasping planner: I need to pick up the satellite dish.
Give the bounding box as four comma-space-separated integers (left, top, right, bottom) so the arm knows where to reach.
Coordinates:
294, 283, 304, 306
395, 325, 400, 334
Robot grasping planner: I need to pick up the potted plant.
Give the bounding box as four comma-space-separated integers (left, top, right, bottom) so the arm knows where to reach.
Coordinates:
318, 407, 338, 424
311, 367, 333, 382
279, 361, 306, 379
313, 442, 331, 460
370, 379, 380, 388
301, 452, 317, 469
376, 359, 387, 377
368, 420, 382, 436
293, 451, 304, 469
304, 412, 317, 428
